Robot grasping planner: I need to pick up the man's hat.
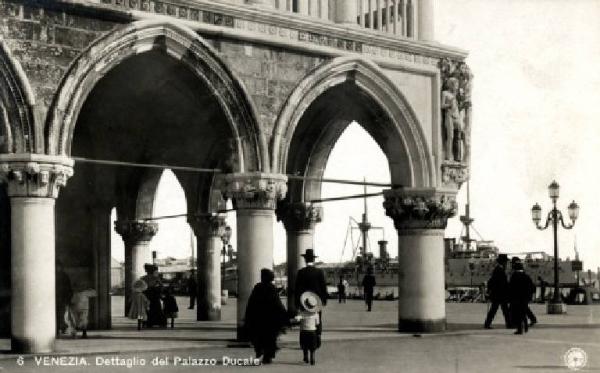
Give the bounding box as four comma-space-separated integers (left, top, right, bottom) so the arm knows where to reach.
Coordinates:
511, 256, 521, 264
301, 249, 318, 261
299, 291, 322, 313
144, 263, 158, 274
496, 254, 509, 264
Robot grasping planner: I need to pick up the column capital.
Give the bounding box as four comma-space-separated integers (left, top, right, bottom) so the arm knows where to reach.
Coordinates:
114, 220, 158, 244
441, 161, 469, 189
0, 154, 73, 198
222, 172, 287, 210
383, 188, 457, 230
276, 201, 322, 231
188, 214, 228, 238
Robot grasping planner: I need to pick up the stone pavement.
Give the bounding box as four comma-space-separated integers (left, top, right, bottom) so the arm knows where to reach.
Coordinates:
1, 297, 599, 372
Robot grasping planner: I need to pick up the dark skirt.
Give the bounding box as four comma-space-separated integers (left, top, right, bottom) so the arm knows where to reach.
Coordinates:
300, 330, 319, 351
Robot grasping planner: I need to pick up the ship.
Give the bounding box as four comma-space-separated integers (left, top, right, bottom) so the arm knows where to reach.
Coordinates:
221, 182, 596, 302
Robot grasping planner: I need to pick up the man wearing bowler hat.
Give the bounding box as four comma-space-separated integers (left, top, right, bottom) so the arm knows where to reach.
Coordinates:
295, 249, 328, 336
484, 254, 511, 329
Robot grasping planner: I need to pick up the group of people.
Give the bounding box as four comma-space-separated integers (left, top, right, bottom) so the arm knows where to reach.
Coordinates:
337, 268, 377, 311
484, 254, 537, 334
244, 248, 328, 365
128, 263, 179, 330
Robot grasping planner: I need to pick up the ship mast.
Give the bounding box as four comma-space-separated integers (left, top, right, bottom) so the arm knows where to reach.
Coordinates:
460, 180, 475, 251
358, 178, 372, 257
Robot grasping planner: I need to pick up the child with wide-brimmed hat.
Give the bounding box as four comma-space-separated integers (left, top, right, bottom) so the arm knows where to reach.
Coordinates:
295, 291, 322, 365
128, 279, 150, 330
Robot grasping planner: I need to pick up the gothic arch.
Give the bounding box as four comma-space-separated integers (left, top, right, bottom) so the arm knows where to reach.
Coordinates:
271, 56, 435, 195
0, 40, 37, 154
45, 20, 267, 172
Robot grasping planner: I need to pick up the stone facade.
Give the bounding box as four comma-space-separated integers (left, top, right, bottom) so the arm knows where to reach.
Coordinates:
0, 0, 470, 346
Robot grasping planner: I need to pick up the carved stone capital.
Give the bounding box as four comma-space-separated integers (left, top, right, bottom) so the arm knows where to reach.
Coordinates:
276, 201, 323, 232
188, 214, 228, 238
441, 161, 469, 189
0, 154, 74, 198
383, 188, 458, 230
222, 173, 287, 210
115, 220, 159, 244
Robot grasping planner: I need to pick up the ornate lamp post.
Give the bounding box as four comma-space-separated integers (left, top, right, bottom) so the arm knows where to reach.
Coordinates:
220, 225, 232, 264
531, 181, 579, 314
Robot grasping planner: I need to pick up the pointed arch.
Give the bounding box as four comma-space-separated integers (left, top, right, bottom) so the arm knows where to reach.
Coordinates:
0, 40, 37, 154
271, 56, 435, 188
45, 20, 267, 172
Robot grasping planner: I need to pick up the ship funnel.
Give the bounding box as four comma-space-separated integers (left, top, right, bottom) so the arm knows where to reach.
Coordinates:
378, 240, 388, 259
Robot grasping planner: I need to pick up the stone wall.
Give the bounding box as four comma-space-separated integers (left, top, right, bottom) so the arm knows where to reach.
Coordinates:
0, 1, 123, 117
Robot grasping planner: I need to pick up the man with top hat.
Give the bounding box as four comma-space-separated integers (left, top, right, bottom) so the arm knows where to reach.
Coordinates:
295, 249, 328, 337
484, 253, 510, 329
511, 256, 537, 327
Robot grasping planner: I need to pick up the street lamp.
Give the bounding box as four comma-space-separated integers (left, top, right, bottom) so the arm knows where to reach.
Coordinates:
221, 225, 232, 264
531, 181, 579, 314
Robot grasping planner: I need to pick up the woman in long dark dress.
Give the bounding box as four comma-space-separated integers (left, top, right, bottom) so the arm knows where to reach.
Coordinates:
140, 264, 167, 328
244, 268, 289, 364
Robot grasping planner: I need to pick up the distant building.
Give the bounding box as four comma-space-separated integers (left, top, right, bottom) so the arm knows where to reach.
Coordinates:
110, 258, 124, 291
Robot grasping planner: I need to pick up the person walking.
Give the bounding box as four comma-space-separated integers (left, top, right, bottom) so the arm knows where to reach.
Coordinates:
187, 269, 197, 310
538, 276, 547, 303
295, 249, 328, 342
337, 276, 346, 304
295, 291, 322, 365
484, 254, 510, 329
69, 286, 97, 339
511, 257, 537, 326
163, 285, 179, 329
362, 267, 376, 312
141, 264, 167, 328
56, 261, 73, 335
244, 268, 289, 365
508, 261, 536, 335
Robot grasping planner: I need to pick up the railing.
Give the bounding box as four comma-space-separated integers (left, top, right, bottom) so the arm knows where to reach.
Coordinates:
270, 0, 417, 38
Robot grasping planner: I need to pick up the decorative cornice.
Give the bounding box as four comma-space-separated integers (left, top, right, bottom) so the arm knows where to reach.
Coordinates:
222, 172, 287, 210
276, 201, 322, 232
114, 220, 159, 244
53, 0, 466, 65
188, 214, 227, 238
441, 161, 469, 189
383, 188, 457, 230
0, 154, 73, 198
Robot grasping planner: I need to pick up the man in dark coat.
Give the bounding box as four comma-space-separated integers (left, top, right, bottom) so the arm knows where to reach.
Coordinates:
362, 267, 376, 312
484, 254, 510, 329
511, 257, 537, 326
187, 269, 197, 310
56, 261, 72, 334
508, 261, 535, 334
244, 268, 289, 364
295, 249, 328, 337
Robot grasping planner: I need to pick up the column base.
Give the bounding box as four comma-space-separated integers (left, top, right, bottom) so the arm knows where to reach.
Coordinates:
547, 302, 566, 314
11, 336, 54, 354
197, 309, 221, 322
398, 318, 446, 333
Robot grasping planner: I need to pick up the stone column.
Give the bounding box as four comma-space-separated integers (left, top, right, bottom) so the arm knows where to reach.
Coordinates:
334, 0, 358, 24
188, 214, 227, 321
417, 0, 434, 41
276, 201, 322, 315
223, 173, 287, 340
383, 188, 457, 333
0, 154, 73, 353
115, 220, 158, 316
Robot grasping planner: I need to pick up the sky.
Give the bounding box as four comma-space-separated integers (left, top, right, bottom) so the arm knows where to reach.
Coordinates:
112, 0, 600, 272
